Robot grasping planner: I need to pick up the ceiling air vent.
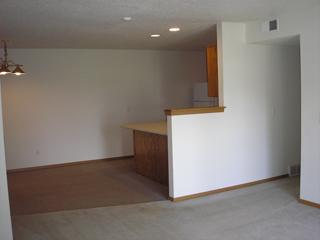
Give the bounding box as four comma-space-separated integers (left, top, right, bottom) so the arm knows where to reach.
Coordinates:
269, 19, 278, 31
261, 19, 279, 32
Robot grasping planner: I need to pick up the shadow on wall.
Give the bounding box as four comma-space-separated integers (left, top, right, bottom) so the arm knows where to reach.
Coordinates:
157, 51, 207, 109
263, 38, 301, 176
120, 129, 133, 156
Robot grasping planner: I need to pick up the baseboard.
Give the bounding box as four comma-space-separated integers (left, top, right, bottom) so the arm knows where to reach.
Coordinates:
169, 174, 288, 202
299, 198, 320, 209
7, 155, 134, 174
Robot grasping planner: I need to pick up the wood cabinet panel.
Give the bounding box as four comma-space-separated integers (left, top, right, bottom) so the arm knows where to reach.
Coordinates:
133, 130, 168, 186
206, 45, 219, 97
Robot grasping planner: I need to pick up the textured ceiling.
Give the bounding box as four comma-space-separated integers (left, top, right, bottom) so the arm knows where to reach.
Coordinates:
0, 0, 317, 50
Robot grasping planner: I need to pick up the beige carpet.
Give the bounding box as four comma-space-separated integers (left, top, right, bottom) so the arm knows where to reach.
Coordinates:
8, 158, 168, 215
12, 177, 320, 240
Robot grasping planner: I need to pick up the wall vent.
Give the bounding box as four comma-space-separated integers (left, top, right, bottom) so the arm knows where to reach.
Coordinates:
288, 164, 300, 177
269, 19, 278, 31
261, 19, 279, 32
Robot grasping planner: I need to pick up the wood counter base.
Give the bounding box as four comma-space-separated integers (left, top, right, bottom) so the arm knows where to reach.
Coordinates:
133, 130, 168, 186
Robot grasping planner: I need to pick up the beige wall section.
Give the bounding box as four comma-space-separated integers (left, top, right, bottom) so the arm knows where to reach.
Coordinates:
167, 22, 301, 198
0, 82, 13, 240
246, 1, 320, 205
1, 49, 206, 170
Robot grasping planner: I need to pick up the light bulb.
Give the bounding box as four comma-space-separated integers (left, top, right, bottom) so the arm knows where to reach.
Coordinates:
169, 27, 180, 32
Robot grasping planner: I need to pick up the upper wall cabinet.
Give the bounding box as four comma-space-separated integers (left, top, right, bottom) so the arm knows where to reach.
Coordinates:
206, 45, 218, 97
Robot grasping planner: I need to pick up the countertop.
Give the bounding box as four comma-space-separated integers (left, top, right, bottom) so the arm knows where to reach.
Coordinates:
165, 106, 225, 116
122, 121, 167, 136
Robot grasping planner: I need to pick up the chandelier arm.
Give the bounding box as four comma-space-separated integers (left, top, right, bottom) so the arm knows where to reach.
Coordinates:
1, 40, 8, 63
7, 60, 19, 66
1, 40, 25, 75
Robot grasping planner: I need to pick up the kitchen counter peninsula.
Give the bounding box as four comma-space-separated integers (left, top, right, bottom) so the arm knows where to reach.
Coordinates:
122, 121, 168, 186
122, 121, 167, 135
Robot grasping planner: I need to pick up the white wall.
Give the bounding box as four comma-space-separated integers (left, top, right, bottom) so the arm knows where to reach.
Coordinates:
1, 49, 206, 170
0, 83, 13, 240
168, 22, 301, 198
246, 2, 320, 205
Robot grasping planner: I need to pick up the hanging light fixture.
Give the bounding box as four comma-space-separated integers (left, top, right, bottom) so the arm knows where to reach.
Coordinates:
0, 40, 25, 76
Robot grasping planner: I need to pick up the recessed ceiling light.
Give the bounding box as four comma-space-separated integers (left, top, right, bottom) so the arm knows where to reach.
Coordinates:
169, 27, 180, 32
151, 34, 160, 38
123, 17, 132, 21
